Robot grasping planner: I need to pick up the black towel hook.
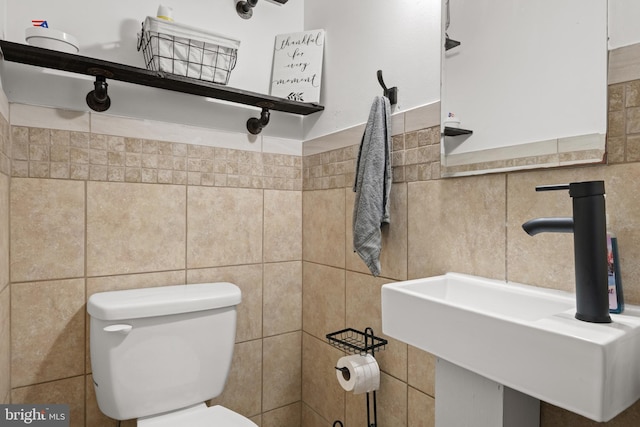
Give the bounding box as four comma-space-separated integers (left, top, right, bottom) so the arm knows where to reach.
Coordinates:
377, 70, 397, 106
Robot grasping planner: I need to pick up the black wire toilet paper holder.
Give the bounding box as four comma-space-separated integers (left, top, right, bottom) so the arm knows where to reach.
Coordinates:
327, 327, 388, 427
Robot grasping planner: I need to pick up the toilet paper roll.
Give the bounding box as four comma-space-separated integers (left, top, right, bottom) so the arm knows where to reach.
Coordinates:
336, 354, 380, 395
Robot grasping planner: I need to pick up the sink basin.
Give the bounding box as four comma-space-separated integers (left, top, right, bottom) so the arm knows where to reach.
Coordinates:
381, 273, 640, 422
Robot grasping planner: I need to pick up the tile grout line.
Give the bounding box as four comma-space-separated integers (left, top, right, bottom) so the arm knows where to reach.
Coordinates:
504, 174, 509, 282
184, 184, 188, 286
83, 177, 88, 426
6, 112, 12, 404
261, 185, 265, 418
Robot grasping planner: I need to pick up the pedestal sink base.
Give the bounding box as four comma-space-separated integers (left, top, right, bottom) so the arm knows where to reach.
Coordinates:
436, 359, 540, 427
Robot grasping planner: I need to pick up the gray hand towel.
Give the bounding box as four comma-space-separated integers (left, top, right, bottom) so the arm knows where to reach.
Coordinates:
353, 96, 392, 276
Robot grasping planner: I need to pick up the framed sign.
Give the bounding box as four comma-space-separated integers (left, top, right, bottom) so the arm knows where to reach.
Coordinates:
270, 29, 325, 103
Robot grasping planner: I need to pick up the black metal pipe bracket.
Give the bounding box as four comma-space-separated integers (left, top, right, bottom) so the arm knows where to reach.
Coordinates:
86, 75, 111, 112
247, 107, 271, 134
236, 0, 259, 19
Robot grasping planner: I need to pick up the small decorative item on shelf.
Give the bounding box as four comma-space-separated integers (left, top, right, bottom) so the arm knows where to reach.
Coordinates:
25, 20, 79, 54
270, 29, 325, 103
444, 112, 473, 136
137, 16, 240, 85
444, 111, 461, 128
156, 5, 174, 21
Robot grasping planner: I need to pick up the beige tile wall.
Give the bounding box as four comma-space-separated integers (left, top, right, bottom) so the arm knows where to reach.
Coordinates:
0, 113, 9, 178
11, 126, 302, 190
11, 279, 85, 387
10, 179, 85, 282
0, 279, 9, 405
0, 108, 10, 406
8, 123, 303, 426
607, 80, 640, 163
301, 77, 640, 427
87, 182, 186, 276
187, 187, 263, 269
303, 126, 441, 192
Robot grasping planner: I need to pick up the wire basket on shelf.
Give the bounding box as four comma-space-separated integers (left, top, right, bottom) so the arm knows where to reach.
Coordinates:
137, 16, 240, 85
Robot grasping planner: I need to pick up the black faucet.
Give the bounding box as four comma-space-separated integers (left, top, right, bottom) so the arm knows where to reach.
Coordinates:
522, 181, 611, 323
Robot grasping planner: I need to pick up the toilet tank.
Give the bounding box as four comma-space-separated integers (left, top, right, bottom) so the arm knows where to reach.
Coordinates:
87, 283, 241, 420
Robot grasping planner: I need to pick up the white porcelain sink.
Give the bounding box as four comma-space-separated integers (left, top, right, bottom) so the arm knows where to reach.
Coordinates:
381, 273, 640, 422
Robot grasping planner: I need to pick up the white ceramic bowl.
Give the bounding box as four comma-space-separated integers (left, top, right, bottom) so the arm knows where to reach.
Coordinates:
25, 27, 79, 53
444, 118, 461, 128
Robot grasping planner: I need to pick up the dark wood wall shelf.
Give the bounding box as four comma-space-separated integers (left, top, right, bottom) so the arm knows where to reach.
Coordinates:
444, 126, 473, 136
0, 40, 324, 127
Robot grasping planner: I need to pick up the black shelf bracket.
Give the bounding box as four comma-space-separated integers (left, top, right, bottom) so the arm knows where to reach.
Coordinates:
86, 75, 111, 112
247, 106, 271, 135
236, 0, 258, 19
445, 36, 461, 51
444, 126, 473, 136
0, 40, 323, 131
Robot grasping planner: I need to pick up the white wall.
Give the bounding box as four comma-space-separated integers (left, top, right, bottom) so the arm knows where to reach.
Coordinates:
0, 0, 5, 40
609, 0, 640, 49
303, 0, 442, 140
0, 0, 5, 38
0, 0, 5, 88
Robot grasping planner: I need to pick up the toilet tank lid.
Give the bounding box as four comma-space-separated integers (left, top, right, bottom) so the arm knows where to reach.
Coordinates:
87, 283, 241, 321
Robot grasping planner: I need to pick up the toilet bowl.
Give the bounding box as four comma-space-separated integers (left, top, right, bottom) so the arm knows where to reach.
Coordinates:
87, 283, 256, 426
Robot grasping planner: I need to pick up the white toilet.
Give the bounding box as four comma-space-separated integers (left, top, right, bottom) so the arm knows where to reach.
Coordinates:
87, 282, 257, 426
